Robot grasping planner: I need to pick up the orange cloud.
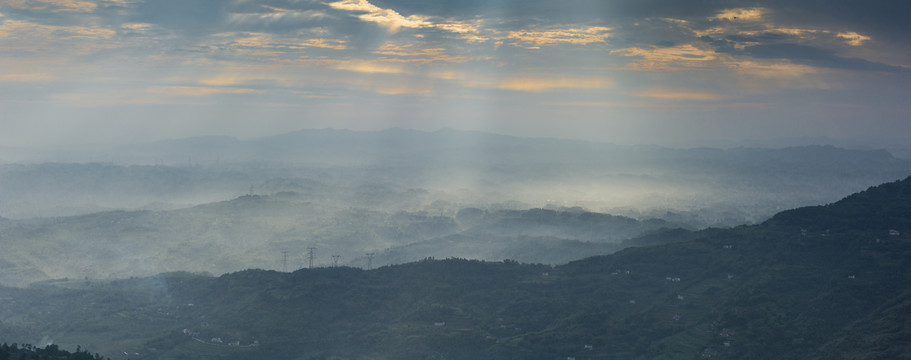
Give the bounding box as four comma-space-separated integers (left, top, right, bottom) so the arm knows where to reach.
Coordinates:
198, 76, 244, 86
372, 44, 467, 64
837, 32, 871, 46
497, 77, 611, 92
436, 22, 479, 34
635, 88, 724, 101
328, 0, 483, 38
731, 61, 819, 78
712, 8, 764, 21
507, 26, 611, 48
2, 0, 97, 13
328, 0, 430, 32
0, 19, 115, 40
612, 44, 718, 71
375, 85, 433, 96
150, 86, 261, 97
335, 61, 407, 74
211, 32, 347, 59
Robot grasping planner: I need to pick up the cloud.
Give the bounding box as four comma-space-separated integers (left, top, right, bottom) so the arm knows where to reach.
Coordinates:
837, 32, 871, 46
335, 60, 407, 74
0, 19, 117, 57
730, 60, 819, 78
634, 88, 724, 101
198, 75, 246, 86
375, 84, 432, 96
1, 0, 98, 13
711, 8, 764, 22
0, 72, 56, 82
756, 2, 911, 46
151, 86, 261, 97
741, 43, 903, 72
327, 0, 485, 40
497, 77, 611, 92
120, 22, 152, 31
435, 21, 480, 34
296, 37, 347, 50
327, 0, 431, 32
372, 44, 467, 64
692, 7, 824, 46
505, 26, 611, 48
683, 6, 902, 74
611, 44, 719, 71
1, 0, 909, 149
0, 19, 115, 40
723, 27, 821, 42
229, 32, 347, 52
727, 60, 832, 90
458, 33, 488, 43
373, 43, 437, 57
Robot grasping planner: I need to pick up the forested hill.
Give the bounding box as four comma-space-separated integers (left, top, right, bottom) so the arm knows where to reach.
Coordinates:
0, 198, 679, 287
0, 177, 909, 359
763, 176, 911, 232
0, 343, 107, 360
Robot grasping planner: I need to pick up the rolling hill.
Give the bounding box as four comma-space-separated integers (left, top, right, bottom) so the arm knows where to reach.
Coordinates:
0, 177, 909, 359
0, 196, 680, 287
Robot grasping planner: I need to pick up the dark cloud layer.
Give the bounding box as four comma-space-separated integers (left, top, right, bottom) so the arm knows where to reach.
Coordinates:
741, 43, 905, 72
768, 1, 911, 44
703, 32, 907, 73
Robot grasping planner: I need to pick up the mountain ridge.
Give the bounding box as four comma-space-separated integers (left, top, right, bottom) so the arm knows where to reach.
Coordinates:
1, 176, 910, 359
764, 176, 911, 232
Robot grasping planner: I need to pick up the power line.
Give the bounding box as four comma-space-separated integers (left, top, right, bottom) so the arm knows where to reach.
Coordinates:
366, 252, 375, 270
307, 247, 316, 269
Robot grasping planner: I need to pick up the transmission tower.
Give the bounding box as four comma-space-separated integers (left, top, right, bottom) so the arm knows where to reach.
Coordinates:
332, 255, 340, 267
307, 247, 316, 269
281, 250, 288, 272
366, 252, 376, 270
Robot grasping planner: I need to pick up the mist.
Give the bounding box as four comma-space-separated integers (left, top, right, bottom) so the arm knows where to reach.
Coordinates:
0, 128, 908, 287
3, 0, 911, 357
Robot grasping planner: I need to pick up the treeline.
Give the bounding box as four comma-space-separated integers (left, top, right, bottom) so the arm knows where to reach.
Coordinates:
0, 343, 106, 360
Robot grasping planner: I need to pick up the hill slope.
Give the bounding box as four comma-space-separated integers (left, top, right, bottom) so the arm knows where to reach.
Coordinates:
0, 177, 909, 359
0, 198, 677, 287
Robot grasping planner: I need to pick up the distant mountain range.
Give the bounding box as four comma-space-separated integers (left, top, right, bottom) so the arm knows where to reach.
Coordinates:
1, 176, 909, 359
0, 194, 682, 287
3, 128, 910, 163
1, 128, 909, 292
1, 128, 909, 222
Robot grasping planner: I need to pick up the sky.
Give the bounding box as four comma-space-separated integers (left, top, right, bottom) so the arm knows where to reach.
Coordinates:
0, 0, 909, 148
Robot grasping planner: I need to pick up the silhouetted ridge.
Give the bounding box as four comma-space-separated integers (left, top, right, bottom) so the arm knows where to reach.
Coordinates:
764, 175, 911, 232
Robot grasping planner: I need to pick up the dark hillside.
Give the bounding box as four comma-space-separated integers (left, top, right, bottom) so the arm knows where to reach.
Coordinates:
764, 176, 911, 233
1, 177, 910, 359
